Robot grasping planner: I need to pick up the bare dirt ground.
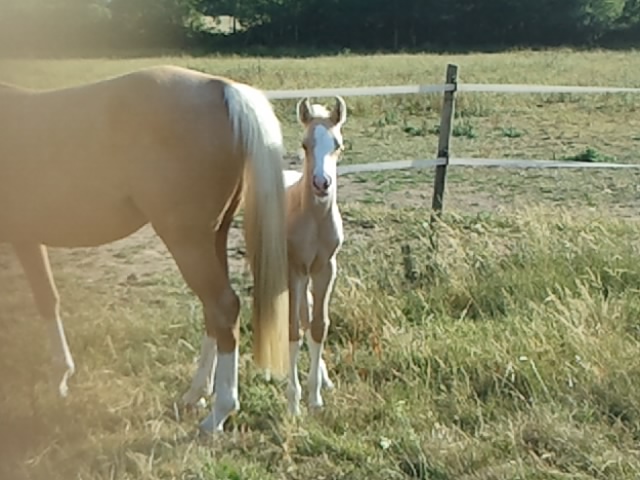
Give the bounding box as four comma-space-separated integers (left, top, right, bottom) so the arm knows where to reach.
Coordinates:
1, 167, 636, 290
0, 174, 497, 287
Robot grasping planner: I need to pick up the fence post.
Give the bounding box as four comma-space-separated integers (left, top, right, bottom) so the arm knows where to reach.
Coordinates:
431, 63, 458, 220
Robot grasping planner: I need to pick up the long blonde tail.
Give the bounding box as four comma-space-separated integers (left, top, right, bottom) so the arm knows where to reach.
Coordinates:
223, 81, 289, 376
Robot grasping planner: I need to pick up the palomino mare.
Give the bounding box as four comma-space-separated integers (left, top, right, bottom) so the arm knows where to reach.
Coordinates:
0, 65, 290, 433
285, 97, 346, 414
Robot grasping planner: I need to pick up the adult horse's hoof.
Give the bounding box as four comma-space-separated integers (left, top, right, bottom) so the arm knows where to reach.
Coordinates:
182, 389, 208, 409
199, 414, 217, 434
198, 412, 226, 435
196, 392, 239, 434
52, 360, 75, 398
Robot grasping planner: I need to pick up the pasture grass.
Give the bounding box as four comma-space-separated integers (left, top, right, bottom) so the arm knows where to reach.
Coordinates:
3, 205, 640, 479
2, 49, 640, 478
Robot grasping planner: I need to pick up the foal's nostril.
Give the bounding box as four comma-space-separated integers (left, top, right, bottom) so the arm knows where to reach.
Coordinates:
313, 175, 331, 192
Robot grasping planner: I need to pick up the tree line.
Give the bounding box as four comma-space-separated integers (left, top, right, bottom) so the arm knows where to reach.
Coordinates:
1, 0, 639, 56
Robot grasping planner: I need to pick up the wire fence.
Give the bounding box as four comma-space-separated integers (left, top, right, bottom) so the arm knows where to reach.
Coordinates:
266, 64, 640, 213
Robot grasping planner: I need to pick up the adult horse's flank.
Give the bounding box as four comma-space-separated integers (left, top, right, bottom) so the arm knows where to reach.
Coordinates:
284, 97, 346, 414
0, 65, 290, 433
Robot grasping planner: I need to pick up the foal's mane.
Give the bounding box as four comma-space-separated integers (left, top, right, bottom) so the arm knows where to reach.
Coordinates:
309, 104, 330, 119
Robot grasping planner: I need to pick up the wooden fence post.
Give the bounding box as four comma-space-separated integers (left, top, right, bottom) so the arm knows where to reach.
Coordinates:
431, 63, 458, 221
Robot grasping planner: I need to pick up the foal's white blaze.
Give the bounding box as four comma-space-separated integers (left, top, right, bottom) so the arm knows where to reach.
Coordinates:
312, 125, 339, 194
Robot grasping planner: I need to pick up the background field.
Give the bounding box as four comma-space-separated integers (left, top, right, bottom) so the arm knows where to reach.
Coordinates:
2, 49, 640, 479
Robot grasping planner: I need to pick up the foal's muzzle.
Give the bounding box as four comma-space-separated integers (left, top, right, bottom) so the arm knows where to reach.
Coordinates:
312, 174, 332, 197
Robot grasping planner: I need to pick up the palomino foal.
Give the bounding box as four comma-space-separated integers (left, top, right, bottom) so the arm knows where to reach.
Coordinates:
284, 96, 346, 415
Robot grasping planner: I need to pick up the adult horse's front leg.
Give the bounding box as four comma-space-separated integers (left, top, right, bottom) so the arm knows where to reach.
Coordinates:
13, 243, 75, 397
307, 257, 337, 409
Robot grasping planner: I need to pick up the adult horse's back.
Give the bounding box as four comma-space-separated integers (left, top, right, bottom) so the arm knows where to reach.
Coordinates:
0, 65, 290, 432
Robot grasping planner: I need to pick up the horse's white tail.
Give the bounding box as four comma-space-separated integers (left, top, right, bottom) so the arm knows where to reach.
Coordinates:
223, 82, 289, 376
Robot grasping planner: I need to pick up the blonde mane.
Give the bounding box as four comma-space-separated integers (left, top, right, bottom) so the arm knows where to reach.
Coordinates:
309, 104, 330, 118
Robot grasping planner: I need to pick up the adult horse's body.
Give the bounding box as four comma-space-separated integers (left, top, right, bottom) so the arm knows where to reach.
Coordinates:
0, 65, 290, 433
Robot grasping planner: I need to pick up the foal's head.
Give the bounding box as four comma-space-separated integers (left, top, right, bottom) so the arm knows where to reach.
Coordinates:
296, 96, 347, 199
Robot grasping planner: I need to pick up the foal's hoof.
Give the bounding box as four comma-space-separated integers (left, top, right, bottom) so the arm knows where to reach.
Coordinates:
288, 401, 302, 417
319, 361, 335, 390
322, 376, 335, 391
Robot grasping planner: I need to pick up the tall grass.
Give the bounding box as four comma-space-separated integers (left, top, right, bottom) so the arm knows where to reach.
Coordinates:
2, 204, 640, 478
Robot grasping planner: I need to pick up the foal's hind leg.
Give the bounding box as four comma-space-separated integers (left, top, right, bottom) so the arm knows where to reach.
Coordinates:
154, 223, 240, 433
13, 243, 75, 397
182, 190, 242, 408
307, 257, 337, 409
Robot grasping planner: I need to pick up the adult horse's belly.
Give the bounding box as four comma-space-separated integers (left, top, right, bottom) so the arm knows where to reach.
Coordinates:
0, 192, 148, 248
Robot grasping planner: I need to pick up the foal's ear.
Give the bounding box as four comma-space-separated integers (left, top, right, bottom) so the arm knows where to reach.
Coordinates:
330, 96, 347, 126
296, 97, 313, 126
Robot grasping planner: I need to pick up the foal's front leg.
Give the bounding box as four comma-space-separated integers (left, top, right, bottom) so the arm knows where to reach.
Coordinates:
13, 243, 75, 397
308, 257, 337, 409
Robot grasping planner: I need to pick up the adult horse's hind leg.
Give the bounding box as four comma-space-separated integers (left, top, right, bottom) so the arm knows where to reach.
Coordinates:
182, 187, 242, 408
154, 221, 240, 433
13, 243, 75, 397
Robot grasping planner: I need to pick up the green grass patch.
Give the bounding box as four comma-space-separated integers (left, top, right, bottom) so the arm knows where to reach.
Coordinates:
562, 146, 617, 163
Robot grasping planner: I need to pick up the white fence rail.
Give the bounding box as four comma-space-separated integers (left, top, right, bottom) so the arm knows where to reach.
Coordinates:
266, 64, 640, 215
266, 83, 451, 99
266, 83, 640, 100
337, 158, 640, 176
